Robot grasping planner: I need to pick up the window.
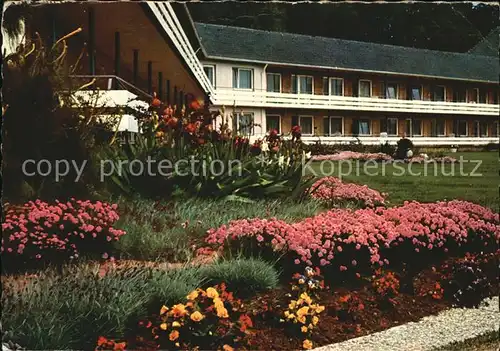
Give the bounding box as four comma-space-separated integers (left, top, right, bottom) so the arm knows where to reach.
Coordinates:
266, 73, 281, 93
386, 83, 398, 99
453, 89, 466, 102
359, 119, 371, 135
411, 86, 422, 100
412, 119, 422, 136
493, 121, 499, 137
405, 118, 421, 136
266, 115, 280, 133
457, 120, 468, 136
292, 75, 313, 94
473, 121, 488, 137
468, 88, 479, 103
299, 116, 313, 135
386, 118, 398, 136
232, 68, 253, 89
329, 78, 344, 96
479, 90, 487, 104
434, 86, 445, 101
359, 80, 372, 97
203, 65, 215, 86
436, 119, 445, 136
237, 113, 254, 135
322, 77, 329, 95
327, 117, 343, 136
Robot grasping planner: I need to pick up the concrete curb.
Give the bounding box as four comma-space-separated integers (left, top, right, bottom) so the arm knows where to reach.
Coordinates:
313, 296, 499, 351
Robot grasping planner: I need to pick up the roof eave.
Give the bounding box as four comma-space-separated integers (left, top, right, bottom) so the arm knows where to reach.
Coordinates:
202, 54, 498, 84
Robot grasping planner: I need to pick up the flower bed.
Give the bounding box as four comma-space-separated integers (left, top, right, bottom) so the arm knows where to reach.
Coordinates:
1, 199, 125, 270
312, 151, 392, 162
205, 200, 499, 273
310, 177, 386, 208
311, 151, 457, 163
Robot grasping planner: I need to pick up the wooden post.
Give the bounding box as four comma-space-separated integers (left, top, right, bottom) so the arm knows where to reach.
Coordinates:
133, 50, 139, 86
88, 7, 96, 75
166, 80, 171, 105
204, 93, 210, 108
147, 61, 153, 95
173, 86, 178, 106
180, 90, 184, 107
113, 32, 120, 89
158, 72, 163, 101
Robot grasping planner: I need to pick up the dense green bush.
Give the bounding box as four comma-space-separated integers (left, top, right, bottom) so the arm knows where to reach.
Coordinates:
199, 258, 280, 296
395, 137, 414, 159
2, 30, 114, 203
1, 264, 204, 350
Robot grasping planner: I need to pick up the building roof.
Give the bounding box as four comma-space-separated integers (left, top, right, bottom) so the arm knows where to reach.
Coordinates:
194, 22, 499, 83
467, 27, 499, 57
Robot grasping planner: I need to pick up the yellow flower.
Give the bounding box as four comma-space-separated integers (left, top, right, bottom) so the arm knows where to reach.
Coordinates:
172, 321, 181, 328
190, 311, 204, 322
303, 339, 313, 350
297, 315, 307, 324
214, 297, 224, 309
312, 316, 319, 325
298, 278, 305, 284
160, 305, 169, 315
286, 313, 295, 320
160, 323, 168, 330
222, 345, 234, 351
206, 287, 219, 299
296, 306, 309, 317
288, 300, 297, 309
216, 306, 229, 318
315, 305, 325, 313
169, 330, 179, 341
300, 293, 312, 305
187, 290, 199, 300
301, 326, 308, 333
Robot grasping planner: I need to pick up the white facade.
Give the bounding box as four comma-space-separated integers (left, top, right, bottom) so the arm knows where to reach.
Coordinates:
202, 60, 269, 138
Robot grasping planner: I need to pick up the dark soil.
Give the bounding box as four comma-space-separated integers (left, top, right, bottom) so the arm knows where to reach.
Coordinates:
243, 254, 499, 351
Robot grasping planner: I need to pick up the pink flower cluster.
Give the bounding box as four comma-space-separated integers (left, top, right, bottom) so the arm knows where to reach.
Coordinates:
1, 199, 126, 261
310, 177, 386, 207
312, 151, 392, 162
205, 200, 499, 270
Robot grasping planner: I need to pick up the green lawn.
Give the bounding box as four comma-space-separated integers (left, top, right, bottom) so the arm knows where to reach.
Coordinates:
308, 152, 499, 209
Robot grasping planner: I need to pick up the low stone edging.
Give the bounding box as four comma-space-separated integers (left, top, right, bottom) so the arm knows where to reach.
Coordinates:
313, 296, 499, 351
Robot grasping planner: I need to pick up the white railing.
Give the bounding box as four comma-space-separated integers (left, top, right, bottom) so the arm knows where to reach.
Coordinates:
147, 2, 215, 99
300, 136, 499, 146
212, 89, 499, 116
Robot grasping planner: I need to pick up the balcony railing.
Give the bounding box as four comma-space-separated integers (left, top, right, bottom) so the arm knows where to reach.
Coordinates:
212, 88, 499, 116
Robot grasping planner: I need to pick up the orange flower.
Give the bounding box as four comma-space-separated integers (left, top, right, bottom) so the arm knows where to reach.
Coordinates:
160, 305, 169, 315
216, 306, 229, 318
296, 306, 309, 317
303, 339, 313, 349
151, 97, 161, 108
113, 342, 126, 351
169, 330, 179, 341
301, 326, 308, 333
222, 345, 234, 351
186, 290, 199, 301
97, 336, 108, 346
190, 311, 205, 322
184, 123, 197, 134
170, 304, 187, 318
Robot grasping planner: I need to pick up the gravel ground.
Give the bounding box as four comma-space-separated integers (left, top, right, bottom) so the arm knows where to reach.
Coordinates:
314, 296, 499, 351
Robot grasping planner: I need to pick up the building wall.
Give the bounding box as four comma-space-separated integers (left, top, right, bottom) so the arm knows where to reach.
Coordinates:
201, 60, 265, 91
